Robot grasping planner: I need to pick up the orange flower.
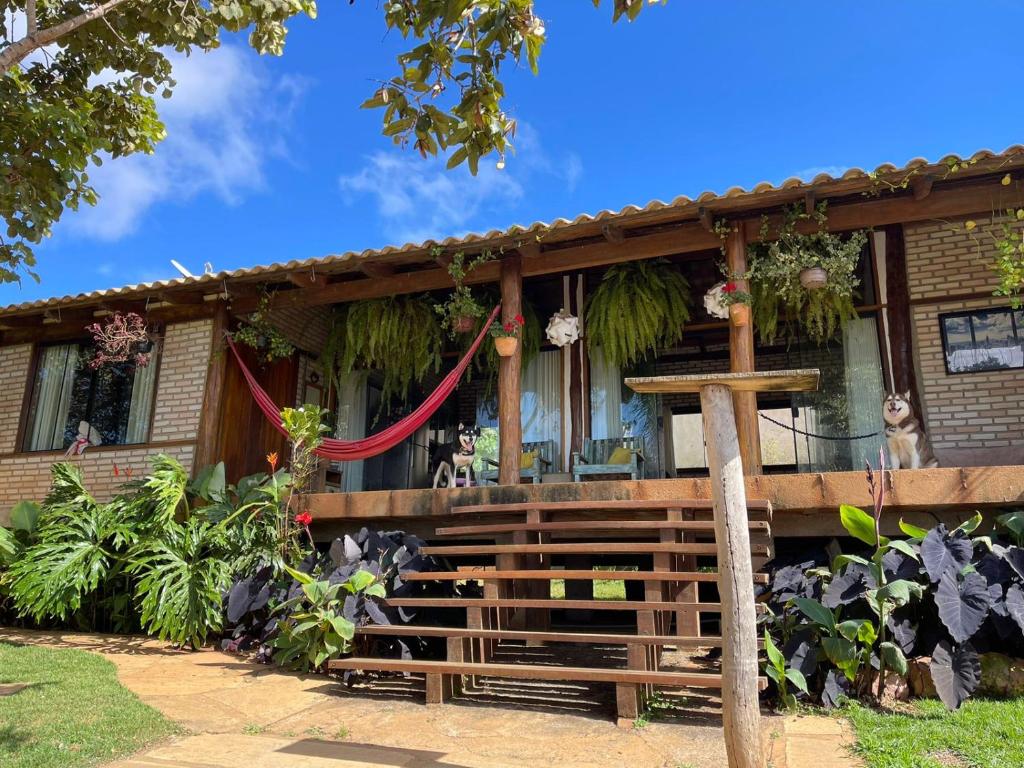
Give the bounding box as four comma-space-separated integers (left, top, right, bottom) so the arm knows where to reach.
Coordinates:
266, 452, 278, 471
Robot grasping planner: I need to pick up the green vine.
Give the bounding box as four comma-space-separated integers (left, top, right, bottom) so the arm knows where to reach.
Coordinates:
321, 295, 443, 407
977, 207, 1024, 309
434, 249, 497, 337
746, 203, 866, 345
585, 259, 691, 369
234, 292, 296, 362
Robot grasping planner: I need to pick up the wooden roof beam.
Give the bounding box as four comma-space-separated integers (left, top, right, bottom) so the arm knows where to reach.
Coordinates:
158, 290, 207, 305
287, 271, 328, 290
911, 174, 935, 201
698, 206, 715, 231
359, 262, 396, 279
803, 191, 816, 216
0, 314, 42, 330
601, 223, 625, 243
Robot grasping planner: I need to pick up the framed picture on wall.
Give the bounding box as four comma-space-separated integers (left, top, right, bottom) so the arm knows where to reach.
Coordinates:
939, 307, 1024, 374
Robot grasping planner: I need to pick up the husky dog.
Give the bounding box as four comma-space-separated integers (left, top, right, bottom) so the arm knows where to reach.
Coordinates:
431, 423, 481, 488
882, 391, 938, 470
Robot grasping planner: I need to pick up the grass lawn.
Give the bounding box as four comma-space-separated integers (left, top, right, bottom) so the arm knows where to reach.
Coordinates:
0, 640, 179, 768
845, 698, 1024, 768
550, 578, 627, 600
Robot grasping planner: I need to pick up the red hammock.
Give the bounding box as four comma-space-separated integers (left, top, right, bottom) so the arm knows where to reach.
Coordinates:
226, 304, 501, 461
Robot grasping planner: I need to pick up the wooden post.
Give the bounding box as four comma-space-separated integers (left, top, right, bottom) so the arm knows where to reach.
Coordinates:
700, 383, 763, 768
193, 302, 230, 474
883, 224, 922, 404
498, 255, 523, 485
725, 229, 762, 476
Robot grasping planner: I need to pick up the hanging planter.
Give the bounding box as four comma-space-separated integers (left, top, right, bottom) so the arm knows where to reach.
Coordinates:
494, 336, 518, 357
490, 314, 525, 358
86, 312, 157, 368
433, 249, 496, 338
799, 267, 829, 290
729, 302, 751, 327
452, 314, 476, 334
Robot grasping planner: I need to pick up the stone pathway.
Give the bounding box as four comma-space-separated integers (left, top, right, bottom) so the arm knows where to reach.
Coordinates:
0, 629, 861, 768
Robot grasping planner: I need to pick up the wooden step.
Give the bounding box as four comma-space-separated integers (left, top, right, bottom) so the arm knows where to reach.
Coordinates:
435, 519, 771, 537
384, 597, 770, 614
421, 542, 770, 557
328, 657, 768, 690
404, 569, 771, 584
354, 624, 732, 647
450, 498, 772, 517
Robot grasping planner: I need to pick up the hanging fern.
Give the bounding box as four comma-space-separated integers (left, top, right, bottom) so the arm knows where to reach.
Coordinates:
585, 259, 691, 369
320, 295, 443, 406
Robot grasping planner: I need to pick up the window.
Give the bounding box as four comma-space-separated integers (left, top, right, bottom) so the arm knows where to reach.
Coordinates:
23, 343, 159, 451
671, 406, 813, 474
940, 308, 1024, 374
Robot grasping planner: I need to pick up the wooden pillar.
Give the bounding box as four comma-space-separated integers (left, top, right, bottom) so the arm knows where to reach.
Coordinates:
193, 301, 230, 474
498, 255, 523, 485
883, 224, 922, 404
725, 228, 762, 476
700, 383, 762, 768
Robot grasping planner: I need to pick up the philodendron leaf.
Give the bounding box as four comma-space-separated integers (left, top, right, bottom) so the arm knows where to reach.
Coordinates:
880, 641, 908, 677
840, 504, 885, 547
9, 500, 41, 533
921, 524, 973, 583
930, 640, 981, 710
783, 632, 817, 678
899, 519, 929, 539
999, 546, 1024, 580
935, 569, 991, 643
821, 669, 852, 709
1006, 583, 1024, 634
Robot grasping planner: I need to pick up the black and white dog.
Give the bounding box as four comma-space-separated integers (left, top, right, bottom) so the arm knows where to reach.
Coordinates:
431, 423, 481, 488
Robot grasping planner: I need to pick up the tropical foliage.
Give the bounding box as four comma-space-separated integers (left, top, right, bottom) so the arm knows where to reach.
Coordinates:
744, 204, 866, 344
585, 259, 691, 369
761, 458, 1024, 711
434, 249, 496, 337
1, 1, 656, 283
234, 292, 296, 362
321, 296, 443, 408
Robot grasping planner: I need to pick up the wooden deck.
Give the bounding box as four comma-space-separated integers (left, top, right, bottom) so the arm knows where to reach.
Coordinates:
306, 465, 1024, 538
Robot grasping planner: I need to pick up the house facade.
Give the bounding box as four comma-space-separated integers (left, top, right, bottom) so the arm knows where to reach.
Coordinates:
1, 147, 1022, 532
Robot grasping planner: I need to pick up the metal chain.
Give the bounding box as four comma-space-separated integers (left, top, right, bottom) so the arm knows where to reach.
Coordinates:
758, 411, 881, 442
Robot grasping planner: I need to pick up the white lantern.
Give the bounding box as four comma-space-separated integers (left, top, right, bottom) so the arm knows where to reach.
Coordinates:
545, 309, 580, 347
703, 282, 730, 320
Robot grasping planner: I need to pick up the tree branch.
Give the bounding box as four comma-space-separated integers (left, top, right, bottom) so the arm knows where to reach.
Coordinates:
0, 0, 134, 73
26, 0, 38, 36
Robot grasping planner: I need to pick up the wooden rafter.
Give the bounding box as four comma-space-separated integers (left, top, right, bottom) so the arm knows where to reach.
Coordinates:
911, 174, 935, 200
601, 223, 625, 243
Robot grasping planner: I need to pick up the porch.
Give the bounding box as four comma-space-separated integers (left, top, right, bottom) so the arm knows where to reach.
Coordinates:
305, 465, 1024, 541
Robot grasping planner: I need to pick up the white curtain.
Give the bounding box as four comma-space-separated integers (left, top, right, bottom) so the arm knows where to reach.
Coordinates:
125, 358, 158, 444
843, 317, 887, 469
337, 372, 368, 492
589, 352, 623, 440
27, 344, 79, 451
521, 350, 562, 465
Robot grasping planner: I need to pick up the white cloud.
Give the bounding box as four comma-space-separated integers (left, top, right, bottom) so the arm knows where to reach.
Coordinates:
338, 123, 583, 245
65, 45, 306, 240
786, 165, 849, 182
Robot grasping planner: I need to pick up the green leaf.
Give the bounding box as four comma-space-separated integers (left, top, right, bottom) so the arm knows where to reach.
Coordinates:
364, 583, 387, 599
877, 579, 922, 607
822, 636, 857, 667
764, 630, 785, 669
899, 519, 929, 539
833, 553, 871, 571
886, 539, 920, 561
955, 512, 983, 535
840, 504, 885, 546
837, 619, 869, 642
347, 570, 376, 593
284, 565, 314, 586
785, 667, 809, 694
880, 641, 908, 676
9, 500, 41, 533
792, 597, 836, 633
329, 614, 355, 641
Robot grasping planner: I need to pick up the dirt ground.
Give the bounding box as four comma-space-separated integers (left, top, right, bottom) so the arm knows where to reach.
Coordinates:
0, 629, 858, 768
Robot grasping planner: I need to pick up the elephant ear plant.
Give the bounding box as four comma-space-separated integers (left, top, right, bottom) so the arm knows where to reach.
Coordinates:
759, 448, 1024, 711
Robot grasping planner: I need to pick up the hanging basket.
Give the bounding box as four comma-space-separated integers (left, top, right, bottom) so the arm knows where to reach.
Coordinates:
452, 315, 476, 334
729, 303, 751, 327
799, 267, 828, 290
494, 336, 519, 357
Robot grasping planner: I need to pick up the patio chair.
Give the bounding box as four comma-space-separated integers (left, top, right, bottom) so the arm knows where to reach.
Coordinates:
478, 440, 555, 485
572, 437, 644, 481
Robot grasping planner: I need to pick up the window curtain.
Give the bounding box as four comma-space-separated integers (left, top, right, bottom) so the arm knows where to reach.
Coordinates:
336, 372, 368, 492
27, 344, 79, 451
843, 316, 886, 469
125, 358, 158, 444
589, 352, 623, 440
521, 350, 562, 465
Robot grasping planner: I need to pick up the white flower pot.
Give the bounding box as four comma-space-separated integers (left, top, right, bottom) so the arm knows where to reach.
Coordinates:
799, 267, 828, 290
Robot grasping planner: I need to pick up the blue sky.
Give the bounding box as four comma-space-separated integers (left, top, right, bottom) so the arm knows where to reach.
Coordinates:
6, 0, 1024, 304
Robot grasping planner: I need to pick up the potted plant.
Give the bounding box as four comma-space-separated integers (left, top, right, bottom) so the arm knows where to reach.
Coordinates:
235, 292, 296, 362
719, 281, 753, 327
745, 204, 867, 344
491, 314, 525, 357
434, 249, 495, 337
86, 312, 157, 368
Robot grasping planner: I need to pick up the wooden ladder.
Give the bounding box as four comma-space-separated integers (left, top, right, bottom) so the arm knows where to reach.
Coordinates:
328, 498, 771, 726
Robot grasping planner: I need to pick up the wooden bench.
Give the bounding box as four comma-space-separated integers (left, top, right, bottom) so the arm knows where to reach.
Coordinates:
572, 437, 644, 481
478, 439, 555, 485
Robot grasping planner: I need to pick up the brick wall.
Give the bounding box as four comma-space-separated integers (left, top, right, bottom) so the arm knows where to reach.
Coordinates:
0, 319, 212, 523
904, 214, 1024, 466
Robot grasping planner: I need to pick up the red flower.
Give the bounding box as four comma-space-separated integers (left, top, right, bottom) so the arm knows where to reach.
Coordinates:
503, 321, 515, 333
723, 282, 738, 293
113, 464, 119, 477
294, 511, 313, 526
514, 314, 525, 325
